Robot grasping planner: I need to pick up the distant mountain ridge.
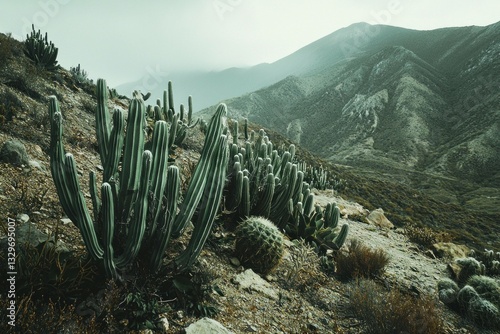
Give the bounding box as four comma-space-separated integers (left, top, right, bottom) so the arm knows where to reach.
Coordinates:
197, 21, 500, 212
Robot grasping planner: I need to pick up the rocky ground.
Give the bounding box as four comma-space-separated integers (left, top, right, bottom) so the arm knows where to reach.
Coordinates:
0, 57, 498, 333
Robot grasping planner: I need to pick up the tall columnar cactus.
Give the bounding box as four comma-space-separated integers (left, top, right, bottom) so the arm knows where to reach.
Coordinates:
49, 79, 228, 278
24, 24, 58, 70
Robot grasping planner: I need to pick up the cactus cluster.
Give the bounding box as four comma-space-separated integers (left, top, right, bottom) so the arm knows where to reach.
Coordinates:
438, 256, 500, 328
297, 162, 329, 190
148, 81, 199, 149
226, 122, 349, 254
49, 78, 228, 278
24, 24, 58, 70
469, 248, 500, 276
234, 216, 285, 274
69, 64, 89, 84
287, 201, 349, 253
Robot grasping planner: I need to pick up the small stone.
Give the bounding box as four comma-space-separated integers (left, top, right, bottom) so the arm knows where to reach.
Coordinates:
16, 213, 30, 224
308, 323, 320, 331
61, 218, 72, 225
158, 316, 169, 333
177, 310, 184, 319
230, 257, 241, 266
244, 324, 257, 332
425, 250, 436, 259
96, 165, 104, 171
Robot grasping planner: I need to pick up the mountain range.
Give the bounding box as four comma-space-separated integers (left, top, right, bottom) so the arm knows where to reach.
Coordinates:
198, 21, 500, 213
119, 21, 500, 215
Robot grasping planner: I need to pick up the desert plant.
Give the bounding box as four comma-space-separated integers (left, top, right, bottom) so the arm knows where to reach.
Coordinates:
404, 223, 452, 249
285, 239, 321, 287
455, 257, 486, 285
437, 278, 460, 304
349, 279, 445, 334
469, 248, 500, 276
466, 275, 500, 308
24, 24, 58, 70
335, 239, 390, 280
286, 200, 349, 253
234, 216, 285, 274
150, 81, 199, 149
49, 78, 229, 278
70, 64, 89, 84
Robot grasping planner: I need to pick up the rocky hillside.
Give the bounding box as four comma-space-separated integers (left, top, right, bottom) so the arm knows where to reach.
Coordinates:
199, 22, 500, 215
1, 29, 500, 333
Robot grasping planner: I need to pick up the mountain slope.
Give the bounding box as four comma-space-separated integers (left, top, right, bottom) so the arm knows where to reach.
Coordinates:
199, 22, 500, 213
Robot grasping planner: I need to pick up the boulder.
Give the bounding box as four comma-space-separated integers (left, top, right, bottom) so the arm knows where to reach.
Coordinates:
0, 139, 30, 166
233, 269, 279, 300
366, 208, 394, 229
185, 318, 234, 334
432, 242, 470, 259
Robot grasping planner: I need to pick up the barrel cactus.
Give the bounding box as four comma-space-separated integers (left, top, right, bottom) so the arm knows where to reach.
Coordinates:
234, 216, 284, 274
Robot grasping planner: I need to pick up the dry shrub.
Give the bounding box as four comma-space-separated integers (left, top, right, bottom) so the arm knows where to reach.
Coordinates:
405, 223, 452, 249
0, 296, 100, 334
335, 239, 390, 280
284, 239, 321, 289
349, 279, 445, 334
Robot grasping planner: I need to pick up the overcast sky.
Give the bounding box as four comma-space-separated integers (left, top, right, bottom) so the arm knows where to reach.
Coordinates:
1, 1, 499, 87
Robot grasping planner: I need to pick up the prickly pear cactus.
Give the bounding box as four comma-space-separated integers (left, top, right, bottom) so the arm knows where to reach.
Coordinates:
234, 216, 284, 274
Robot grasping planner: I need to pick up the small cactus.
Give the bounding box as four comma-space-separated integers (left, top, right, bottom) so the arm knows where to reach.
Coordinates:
234, 216, 284, 274
466, 275, 500, 308
466, 295, 500, 328
437, 278, 459, 304
456, 257, 485, 285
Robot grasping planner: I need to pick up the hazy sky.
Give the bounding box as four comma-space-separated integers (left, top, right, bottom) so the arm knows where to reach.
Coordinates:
1, 1, 499, 87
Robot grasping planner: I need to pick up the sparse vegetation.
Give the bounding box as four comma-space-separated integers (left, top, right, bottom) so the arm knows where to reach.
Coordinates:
349, 279, 445, 334
404, 222, 452, 249
335, 239, 390, 280
24, 25, 58, 70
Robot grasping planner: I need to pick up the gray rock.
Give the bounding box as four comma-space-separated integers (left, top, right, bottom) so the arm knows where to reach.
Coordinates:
0, 139, 30, 166
28, 160, 45, 171
233, 269, 279, 300
185, 317, 234, 334
16, 213, 30, 224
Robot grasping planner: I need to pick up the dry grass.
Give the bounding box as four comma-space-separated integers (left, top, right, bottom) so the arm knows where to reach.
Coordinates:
349, 279, 445, 334
335, 239, 390, 280
404, 223, 452, 249
0, 295, 101, 334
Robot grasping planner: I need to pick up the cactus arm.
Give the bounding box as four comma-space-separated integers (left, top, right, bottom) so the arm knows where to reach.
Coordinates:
117, 151, 153, 267
103, 109, 125, 182
89, 171, 101, 224
171, 103, 227, 236
64, 154, 103, 260
118, 98, 145, 221
95, 79, 111, 167
168, 81, 175, 113
175, 135, 229, 271
148, 121, 169, 235
101, 183, 118, 279
150, 166, 180, 272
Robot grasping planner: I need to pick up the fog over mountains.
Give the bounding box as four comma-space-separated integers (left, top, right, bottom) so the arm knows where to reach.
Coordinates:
121, 21, 500, 211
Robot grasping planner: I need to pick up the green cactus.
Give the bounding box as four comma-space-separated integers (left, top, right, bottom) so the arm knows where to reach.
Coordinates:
234, 216, 285, 274
24, 24, 58, 70
466, 295, 499, 328
467, 275, 500, 308
287, 201, 348, 253
437, 278, 460, 304
49, 79, 229, 278
456, 257, 486, 285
